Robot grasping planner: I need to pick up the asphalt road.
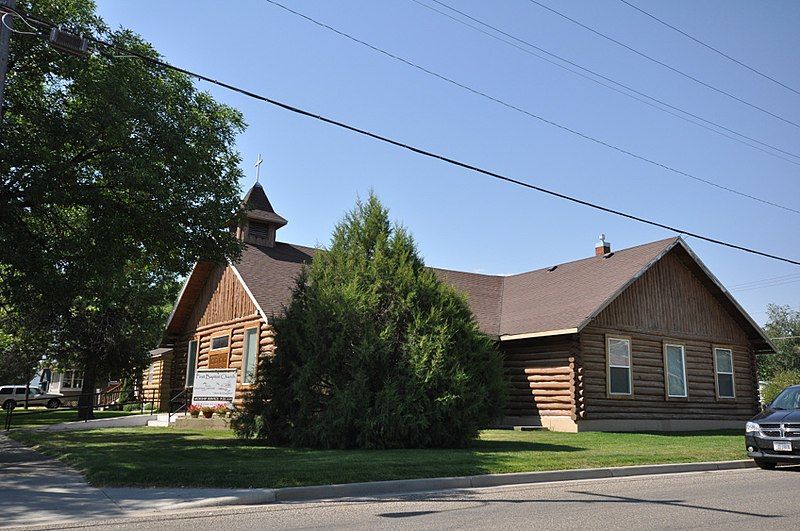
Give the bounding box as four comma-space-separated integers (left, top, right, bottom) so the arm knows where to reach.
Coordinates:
13, 467, 799, 531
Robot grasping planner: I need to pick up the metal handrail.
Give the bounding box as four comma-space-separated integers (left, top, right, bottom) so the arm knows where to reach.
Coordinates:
167, 387, 192, 423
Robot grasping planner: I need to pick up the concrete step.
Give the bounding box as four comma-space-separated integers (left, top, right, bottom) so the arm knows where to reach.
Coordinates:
146, 412, 190, 427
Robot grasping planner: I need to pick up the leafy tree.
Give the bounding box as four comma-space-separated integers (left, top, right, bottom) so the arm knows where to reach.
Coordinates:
759, 304, 800, 381
760, 370, 800, 405
234, 194, 507, 449
0, 314, 46, 397
0, 1, 245, 418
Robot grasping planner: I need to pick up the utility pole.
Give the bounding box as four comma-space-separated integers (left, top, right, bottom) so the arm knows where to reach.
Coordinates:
0, 0, 15, 120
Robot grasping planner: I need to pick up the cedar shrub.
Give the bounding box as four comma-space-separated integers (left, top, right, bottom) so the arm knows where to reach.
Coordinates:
233, 194, 506, 448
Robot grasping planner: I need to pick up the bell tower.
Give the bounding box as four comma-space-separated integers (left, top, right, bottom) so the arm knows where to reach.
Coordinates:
237, 155, 288, 247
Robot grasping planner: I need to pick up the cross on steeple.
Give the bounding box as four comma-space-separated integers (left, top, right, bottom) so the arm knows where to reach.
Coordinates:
254, 154, 264, 183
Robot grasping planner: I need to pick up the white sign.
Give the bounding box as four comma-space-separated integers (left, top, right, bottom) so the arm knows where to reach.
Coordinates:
191, 369, 237, 407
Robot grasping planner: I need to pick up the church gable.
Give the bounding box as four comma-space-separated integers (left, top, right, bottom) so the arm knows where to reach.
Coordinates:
183, 264, 260, 333
592, 248, 748, 344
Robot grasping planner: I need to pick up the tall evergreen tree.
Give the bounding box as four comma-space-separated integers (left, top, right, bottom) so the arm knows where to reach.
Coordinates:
234, 194, 507, 448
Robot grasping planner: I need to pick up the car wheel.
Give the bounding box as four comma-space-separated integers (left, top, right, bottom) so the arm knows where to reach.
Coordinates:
2, 399, 16, 410
754, 458, 777, 470
46, 398, 61, 409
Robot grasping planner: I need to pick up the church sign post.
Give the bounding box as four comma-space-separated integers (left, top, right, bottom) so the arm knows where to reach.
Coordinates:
191, 369, 237, 407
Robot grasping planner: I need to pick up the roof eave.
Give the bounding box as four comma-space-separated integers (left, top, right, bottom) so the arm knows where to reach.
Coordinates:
499, 328, 579, 341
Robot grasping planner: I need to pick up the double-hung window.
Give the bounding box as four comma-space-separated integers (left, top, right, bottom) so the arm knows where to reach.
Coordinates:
607, 337, 632, 395
664, 343, 688, 398
714, 348, 735, 398
185, 340, 198, 388
242, 327, 259, 385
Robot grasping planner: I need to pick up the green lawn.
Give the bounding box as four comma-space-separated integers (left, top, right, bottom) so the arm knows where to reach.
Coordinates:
8, 427, 746, 489
5, 408, 140, 428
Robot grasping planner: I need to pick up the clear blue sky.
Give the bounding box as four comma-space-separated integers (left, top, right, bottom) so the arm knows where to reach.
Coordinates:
95, 1, 800, 325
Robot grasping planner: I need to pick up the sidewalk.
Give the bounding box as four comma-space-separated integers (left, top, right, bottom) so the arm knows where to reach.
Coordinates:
0, 434, 755, 528
0, 435, 267, 528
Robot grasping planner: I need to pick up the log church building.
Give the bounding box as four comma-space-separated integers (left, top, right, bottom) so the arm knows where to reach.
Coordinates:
145, 182, 775, 432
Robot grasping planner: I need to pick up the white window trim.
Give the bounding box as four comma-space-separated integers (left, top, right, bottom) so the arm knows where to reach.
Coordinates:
664, 343, 688, 398
714, 347, 736, 399
242, 327, 259, 385
185, 339, 198, 388
607, 336, 633, 396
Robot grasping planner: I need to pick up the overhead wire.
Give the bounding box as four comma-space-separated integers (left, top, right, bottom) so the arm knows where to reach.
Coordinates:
261, 0, 800, 216
413, 0, 800, 166
617, 0, 800, 98
5, 4, 800, 267
526, 0, 800, 131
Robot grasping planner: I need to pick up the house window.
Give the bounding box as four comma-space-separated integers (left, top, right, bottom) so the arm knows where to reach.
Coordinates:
607, 337, 632, 395
61, 370, 84, 390
185, 340, 198, 387
664, 344, 688, 398
211, 335, 229, 350
242, 328, 259, 384
714, 348, 735, 398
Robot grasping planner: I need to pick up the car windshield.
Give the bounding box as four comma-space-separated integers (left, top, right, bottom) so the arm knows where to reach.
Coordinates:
771, 387, 800, 410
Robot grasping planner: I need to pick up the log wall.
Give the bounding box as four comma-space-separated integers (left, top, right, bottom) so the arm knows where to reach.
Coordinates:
580, 325, 757, 420
162, 264, 274, 409
579, 248, 760, 421
500, 335, 577, 418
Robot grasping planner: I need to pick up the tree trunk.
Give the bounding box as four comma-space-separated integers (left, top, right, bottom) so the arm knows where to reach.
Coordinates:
24, 381, 29, 410
77, 357, 98, 420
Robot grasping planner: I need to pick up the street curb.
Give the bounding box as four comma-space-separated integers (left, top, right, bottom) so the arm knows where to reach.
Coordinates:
168, 459, 754, 508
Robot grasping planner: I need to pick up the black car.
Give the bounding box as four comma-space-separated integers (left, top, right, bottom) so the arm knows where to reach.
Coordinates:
746, 384, 800, 469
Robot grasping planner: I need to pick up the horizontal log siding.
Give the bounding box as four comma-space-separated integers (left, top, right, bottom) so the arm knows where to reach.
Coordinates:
580, 325, 757, 420
162, 264, 275, 408
142, 354, 172, 411
592, 250, 748, 344
501, 335, 577, 418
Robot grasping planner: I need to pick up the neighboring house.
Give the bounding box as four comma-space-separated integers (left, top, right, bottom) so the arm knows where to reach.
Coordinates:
147, 183, 775, 431
46, 369, 84, 399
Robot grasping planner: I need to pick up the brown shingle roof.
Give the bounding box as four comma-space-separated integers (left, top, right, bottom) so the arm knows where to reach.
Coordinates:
234, 242, 316, 319
168, 236, 772, 352
243, 183, 288, 227
233, 238, 678, 336
430, 268, 504, 335
498, 238, 678, 336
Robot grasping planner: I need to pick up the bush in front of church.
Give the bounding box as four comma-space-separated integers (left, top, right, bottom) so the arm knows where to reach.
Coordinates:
232, 194, 506, 448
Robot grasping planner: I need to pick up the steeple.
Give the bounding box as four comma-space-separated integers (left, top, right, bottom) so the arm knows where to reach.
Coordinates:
237, 182, 287, 247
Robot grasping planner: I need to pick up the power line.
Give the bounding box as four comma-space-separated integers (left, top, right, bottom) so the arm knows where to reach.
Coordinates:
526, 0, 800, 131
413, 0, 800, 166
9, 5, 800, 267
731, 272, 800, 288
617, 0, 800, 98
262, 0, 800, 215
730, 273, 800, 292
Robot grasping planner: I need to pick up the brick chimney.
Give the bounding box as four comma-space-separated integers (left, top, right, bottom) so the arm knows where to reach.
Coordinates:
595, 234, 611, 256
